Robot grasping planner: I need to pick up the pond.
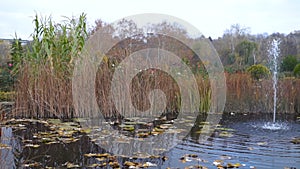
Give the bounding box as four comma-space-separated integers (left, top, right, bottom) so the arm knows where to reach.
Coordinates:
0, 112, 299, 168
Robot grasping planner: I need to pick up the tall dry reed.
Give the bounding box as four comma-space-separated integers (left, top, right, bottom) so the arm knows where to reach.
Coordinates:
12, 13, 87, 118
225, 72, 300, 113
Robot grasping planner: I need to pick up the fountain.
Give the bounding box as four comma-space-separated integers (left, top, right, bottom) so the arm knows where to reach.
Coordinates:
257, 38, 287, 130
268, 38, 280, 123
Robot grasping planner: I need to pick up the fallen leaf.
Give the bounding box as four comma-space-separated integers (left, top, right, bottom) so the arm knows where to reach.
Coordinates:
0, 143, 11, 149
257, 142, 268, 146
144, 162, 157, 167
24, 144, 40, 148
65, 162, 80, 168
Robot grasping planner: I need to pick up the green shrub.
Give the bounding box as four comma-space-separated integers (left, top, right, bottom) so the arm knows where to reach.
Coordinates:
246, 64, 270, 80
281, 55, 298, 72
0, 91, 15, 101
294, 63, 300, 77
0, 66, 15, 91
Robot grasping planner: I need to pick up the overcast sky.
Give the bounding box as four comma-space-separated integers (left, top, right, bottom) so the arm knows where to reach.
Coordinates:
1, 0, 299, 40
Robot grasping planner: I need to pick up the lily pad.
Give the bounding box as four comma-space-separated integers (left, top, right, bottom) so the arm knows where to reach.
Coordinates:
80, 128, 92, 134
137, 132, 150, 138
160, 124, 172, 129
219, 131, 233, 137
47, 119, 62, 125
124, 161, 139, 167
84, 153, 110, 158
72, 118, 89, 123
153, 127, 164, 132
216, 127, 235, 131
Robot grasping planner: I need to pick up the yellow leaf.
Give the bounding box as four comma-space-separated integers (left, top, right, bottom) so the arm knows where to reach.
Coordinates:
103, 55, 109, 63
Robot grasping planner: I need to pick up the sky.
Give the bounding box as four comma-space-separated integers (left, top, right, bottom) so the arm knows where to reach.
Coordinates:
0, 0, 300, 40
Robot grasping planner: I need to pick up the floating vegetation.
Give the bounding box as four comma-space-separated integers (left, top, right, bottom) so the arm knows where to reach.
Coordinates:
213, 159, 244, 169
63, 162, 80, 168
123, 161, 158, 168
180, 154, 202, 163
83, 152, 162, 168
0, 118, 172, 168
1, 118, 92, 147
22, 162, 41, 168
1, 114, 299, 168
219, 131, 234, 138
0, 143, 11, 149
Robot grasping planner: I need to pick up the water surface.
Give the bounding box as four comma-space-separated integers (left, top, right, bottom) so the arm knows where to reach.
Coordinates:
0, 113, 299, 168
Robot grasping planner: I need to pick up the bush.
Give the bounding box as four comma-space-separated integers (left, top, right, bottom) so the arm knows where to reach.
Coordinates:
281, 55, 298, 72
294, 63, 300, 77
0, 65, 14, 91
0, 91, 15, 101
246, 64, 270, 80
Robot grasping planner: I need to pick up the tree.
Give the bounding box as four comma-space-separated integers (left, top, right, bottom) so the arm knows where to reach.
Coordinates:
223, 23, 251, 53
235, 40, 258, 66
0, 40, 11, 66
90, 19, 115, 37
281, 55, 298, 72
114, 19, 142, 39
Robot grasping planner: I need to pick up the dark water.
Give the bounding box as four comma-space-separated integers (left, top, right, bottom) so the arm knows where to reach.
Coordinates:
162, 113, 300, 168
0, 113, 299, 168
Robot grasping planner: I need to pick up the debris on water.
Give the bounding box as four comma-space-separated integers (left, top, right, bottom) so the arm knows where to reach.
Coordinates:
248, 147, 254, 151
180, 154, 201, 163
123, 161, 140, 168
213, 160, 223, 166
63, 162, 80, 168
0, 143, 11, 149
257, 142, 268, 146
144, 162, 157, 167
216, 127, 235, 132
219, 131, 234, 137
184, 165, 208, 169
213, 159, 244, 169
23, 162, 40, 168
220, 155, 232, 160
84, 153, 110, 158
162, 156, 168, 161
24, 144, 40, 148
291, 137, 300, 144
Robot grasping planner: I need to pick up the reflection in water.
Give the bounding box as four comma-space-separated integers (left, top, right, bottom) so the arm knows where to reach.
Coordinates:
0, 112, 299, 168
0, 127, 15, 168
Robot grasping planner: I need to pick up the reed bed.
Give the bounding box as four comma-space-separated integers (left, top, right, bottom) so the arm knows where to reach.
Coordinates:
12, 14, 87, 118
9, 14, 300, 119
225, 72, 300, 113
